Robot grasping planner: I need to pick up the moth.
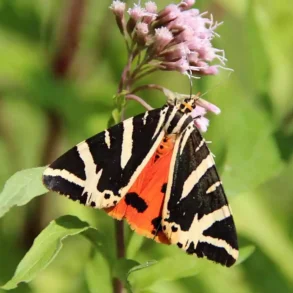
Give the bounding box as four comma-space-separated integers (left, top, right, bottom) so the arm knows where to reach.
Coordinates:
43, 95, 238, 267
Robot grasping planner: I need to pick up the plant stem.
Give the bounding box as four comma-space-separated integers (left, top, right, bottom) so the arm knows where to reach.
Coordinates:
131, 83, 166, 95
113, 221, 125, 293
113, 48, 137, 293
133, 67, 158, 82
118, 52, 135, 93
126, 94, 153, 110
113, 34, 157, 293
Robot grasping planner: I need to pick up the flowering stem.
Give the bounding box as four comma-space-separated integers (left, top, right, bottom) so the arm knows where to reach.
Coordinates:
130, 54, 152, 79
131, 83, 166, 94
124, 37, 131, 54
118, 55, 133, 93
125, 94, 153, 110
118, 48, 141, 92
133, 67, 158, 81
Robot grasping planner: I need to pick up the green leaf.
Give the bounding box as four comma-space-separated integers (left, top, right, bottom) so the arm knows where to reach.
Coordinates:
235, 245, 255, 265
127, 260, 157, 276
112, 258, 139, 290
233, 190, 293, 282
85, 250, 112, 293
0, 167, 47, 218
1, 215, 104, 290
126, 233, 145, 259
111, 108, 121, 124
128, 255, 202, 291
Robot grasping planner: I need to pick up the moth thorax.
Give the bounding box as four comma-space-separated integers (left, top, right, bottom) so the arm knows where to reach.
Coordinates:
177, 98, 196, 114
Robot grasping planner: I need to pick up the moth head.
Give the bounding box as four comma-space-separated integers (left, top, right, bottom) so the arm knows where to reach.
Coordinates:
177, 97, 195, 113
176, 93, 200, 114
166, 92, 200, 114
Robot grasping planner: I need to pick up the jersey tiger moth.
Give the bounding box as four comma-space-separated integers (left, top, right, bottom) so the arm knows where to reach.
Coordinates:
43, 95, 238, 267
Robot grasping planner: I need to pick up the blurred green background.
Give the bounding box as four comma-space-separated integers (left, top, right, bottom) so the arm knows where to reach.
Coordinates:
0, 0, 293, 292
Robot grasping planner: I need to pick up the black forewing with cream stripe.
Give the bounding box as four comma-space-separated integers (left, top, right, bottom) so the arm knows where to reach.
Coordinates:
162, 127, 238, 267
43, 107, 170, 209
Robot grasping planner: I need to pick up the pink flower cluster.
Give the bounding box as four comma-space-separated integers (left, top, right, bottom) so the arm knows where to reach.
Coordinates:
110, 0, 226, 78
192, 99, 220, 132
110, 0, 227, 132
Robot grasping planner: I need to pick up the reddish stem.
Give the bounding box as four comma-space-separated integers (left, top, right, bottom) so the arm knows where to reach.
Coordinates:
126, 94, 153, 111
130, 83, 166, 95
113, 221, 125, 293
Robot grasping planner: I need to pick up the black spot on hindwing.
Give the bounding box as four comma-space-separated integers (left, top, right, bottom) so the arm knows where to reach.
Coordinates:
125, 192, 148, 213
151, 216, 163, 235
151, 216, 162, 229
161, 183, 167, 194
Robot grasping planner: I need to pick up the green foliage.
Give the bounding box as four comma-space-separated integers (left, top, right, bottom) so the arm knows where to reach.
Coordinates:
1, 216, 105, 290
85, 250, 112, 293
0, 167, 47, 218
0, 0, 292, 292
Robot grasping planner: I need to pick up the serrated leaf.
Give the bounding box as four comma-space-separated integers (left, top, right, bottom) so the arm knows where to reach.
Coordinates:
1, 215, 104, 290
0, 167, 47, 218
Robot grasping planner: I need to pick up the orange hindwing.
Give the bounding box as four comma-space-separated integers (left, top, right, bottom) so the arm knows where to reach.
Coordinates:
105, 135, 176, 244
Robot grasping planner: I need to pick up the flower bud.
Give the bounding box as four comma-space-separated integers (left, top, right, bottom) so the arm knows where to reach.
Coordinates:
194, 116, 209, 132
196, 97, 221, 114
178, 0, 196, 11
110, 1, 126, 35
160, 58, 189, 74
156, 4, 181, 27
153, 27, 173, 53
145, 1, 157, 13
143, 2, 157, 24
200, 65, 219, 75
135, 22, 149, 46
159, 43, 189, 62
173, 27, 194, 43
127, 5, 146, 34
110, 0, 126, 18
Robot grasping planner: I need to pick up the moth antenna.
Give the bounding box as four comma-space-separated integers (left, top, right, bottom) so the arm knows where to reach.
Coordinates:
200, 71, 233, 98
187, 61, 194, 99
188, 69, 193, 99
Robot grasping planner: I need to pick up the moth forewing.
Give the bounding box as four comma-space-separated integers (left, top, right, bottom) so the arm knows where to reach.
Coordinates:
43, 108, 166, 208
162, 126, 238, 267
